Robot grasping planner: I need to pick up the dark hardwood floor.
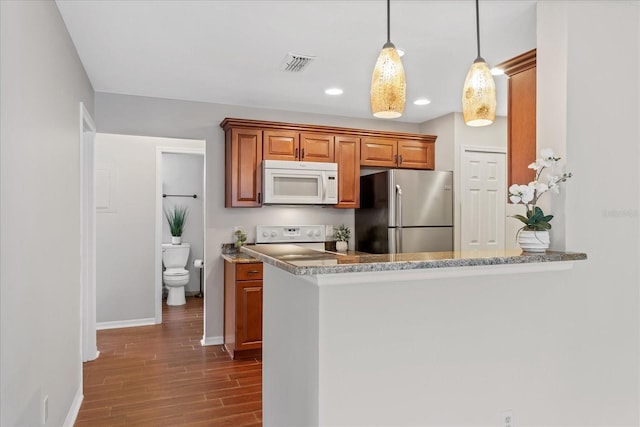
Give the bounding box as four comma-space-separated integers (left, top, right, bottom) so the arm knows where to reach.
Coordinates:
75, 297, 262, 426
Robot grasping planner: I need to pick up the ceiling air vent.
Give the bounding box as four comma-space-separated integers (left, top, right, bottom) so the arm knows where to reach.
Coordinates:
281, 53, 316, 72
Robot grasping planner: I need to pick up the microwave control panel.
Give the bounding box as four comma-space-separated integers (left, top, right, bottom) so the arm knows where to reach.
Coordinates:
326, 175, 337, 200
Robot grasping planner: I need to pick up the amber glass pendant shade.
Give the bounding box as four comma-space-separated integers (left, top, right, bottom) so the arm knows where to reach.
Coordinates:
371, 43, 406, 118
462, 57, 496, 126
462, 0, 496, 127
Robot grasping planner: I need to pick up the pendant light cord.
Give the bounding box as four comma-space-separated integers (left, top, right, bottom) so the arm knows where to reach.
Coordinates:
387, 0, 391, 44
475, 0, 481, 58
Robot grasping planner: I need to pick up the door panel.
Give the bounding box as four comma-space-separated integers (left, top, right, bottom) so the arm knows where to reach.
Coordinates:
360, 137, 397, 167
300, 133, 334, 162
264, 130, 299, 161
460, 150, 506, 251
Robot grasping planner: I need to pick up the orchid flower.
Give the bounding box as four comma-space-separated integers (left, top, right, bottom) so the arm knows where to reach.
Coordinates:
508, 148, 572, 231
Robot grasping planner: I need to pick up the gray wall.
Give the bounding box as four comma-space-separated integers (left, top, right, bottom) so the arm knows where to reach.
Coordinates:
0, 1, 94, 425
162, 153, 205, 294
94, 94, 420, 342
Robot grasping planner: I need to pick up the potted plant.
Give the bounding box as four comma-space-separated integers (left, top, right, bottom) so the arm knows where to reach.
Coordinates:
508, 148, 572, 252
165, 205, 188, 245
334, 224, 351, 252
234, 227, 247, 248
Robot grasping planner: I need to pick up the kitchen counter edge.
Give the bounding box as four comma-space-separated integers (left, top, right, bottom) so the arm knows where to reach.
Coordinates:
240, 245, 587, 276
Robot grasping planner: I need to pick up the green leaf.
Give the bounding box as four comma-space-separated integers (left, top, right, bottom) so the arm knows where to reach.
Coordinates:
535, 221, 552, 230
512, 214, 528, 223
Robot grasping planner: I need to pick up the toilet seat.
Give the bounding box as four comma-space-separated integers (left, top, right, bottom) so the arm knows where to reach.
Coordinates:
163, 268, 188, 277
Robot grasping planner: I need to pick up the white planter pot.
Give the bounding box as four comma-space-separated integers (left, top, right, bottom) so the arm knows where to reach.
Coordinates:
171, 235, 182, 245
518, 230, 550, 253
336, 241, 348, 252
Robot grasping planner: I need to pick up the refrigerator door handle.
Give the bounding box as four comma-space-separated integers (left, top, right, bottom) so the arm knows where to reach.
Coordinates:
396, 184, 402, 253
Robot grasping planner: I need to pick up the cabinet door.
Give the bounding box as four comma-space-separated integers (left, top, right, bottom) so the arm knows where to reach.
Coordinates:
508, 66, 536, 187
397, 140, 434, 170
360, 137, 397, 167
225, 128, 262, 207
263, 130, 300, 161
334, 135, 360, 208
236, 280, 263, 350
300, 133, 335, 162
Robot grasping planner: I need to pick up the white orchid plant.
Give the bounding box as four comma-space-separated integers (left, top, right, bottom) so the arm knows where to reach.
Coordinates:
509, 148, 572, 231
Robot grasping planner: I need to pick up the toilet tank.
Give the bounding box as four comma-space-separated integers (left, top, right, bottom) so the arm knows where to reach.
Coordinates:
162, 243, 190, 268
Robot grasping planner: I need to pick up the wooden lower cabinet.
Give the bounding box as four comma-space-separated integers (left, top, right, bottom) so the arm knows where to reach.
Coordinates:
224, 261, 263, 359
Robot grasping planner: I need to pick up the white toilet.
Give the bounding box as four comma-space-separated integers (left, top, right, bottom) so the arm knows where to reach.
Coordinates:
162, 243, 190, 306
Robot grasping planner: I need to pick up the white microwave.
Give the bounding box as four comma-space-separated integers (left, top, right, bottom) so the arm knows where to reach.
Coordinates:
263, 160, 338, 205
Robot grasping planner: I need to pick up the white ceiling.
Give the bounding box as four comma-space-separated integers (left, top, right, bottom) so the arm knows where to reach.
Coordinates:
56, 0, 537, 124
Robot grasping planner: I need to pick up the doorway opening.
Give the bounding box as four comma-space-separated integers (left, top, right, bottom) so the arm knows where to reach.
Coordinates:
155, 148, 205, 326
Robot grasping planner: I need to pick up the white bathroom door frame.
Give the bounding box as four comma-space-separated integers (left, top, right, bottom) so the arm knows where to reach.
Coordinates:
155, 146, 205, 324
460, 145, 507, 251
80, 102, 99, 362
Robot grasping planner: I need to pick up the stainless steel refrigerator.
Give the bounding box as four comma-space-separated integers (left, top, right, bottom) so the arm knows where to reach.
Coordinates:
355, 169, 453, 253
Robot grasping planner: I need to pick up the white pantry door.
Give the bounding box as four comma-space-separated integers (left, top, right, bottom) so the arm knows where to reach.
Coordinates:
460, 148, 506, 251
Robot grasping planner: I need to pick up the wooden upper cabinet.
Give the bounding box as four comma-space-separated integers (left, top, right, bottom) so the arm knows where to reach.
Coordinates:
496, 49, 537, 190
397, 140, 434, 169
224, 128, 262, 207
263, 130, 299, 161
220, 118, 437, 208
300, 133, 335, 162
361, 137, 434, 169
334, 135, 360, 208
360, 137, 398, 167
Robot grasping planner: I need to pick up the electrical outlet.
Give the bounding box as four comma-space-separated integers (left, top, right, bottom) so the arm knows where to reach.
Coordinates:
42, 395, 48, 424
501, 410, 513, 427
325, 225, 335, 239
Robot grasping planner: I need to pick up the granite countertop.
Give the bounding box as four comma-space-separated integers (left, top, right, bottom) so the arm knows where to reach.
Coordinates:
220, 243, 260, 263
240, 244, 587, 276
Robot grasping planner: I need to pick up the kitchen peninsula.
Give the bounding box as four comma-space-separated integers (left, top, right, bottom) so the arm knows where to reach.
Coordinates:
241, 244, 587, 427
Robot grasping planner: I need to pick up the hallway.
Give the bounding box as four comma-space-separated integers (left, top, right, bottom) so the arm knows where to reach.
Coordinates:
75, 297, 262, 426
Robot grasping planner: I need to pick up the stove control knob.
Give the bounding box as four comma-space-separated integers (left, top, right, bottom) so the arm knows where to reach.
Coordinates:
307, 230, 314, 237
270, 231, 277, 238
262, 231, 269, 238
314, 230, 321, 237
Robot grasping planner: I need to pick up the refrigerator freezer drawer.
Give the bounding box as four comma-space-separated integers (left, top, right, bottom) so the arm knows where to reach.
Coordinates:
388, 227, 453, 253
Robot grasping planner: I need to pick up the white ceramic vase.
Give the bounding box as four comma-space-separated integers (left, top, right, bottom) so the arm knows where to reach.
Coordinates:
518, 230, 550, 253
171, 235, 182, 245
336, 241, 348, 252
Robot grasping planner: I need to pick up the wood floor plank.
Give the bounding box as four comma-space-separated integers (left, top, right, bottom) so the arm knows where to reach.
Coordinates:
75, 297, 262, 426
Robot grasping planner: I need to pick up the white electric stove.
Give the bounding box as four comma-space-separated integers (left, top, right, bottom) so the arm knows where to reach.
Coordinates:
256, 224, 326, 248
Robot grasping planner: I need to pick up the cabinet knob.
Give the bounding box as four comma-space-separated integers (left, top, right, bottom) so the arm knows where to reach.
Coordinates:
301, 148, 305, 160
399, 154, 403, 164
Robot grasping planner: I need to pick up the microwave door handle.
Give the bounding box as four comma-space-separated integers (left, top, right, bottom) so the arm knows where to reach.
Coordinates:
396, 184, 402, 253
322, 173, 327, 201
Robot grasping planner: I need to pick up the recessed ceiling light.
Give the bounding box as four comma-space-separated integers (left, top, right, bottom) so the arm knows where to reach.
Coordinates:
396, 48, 406, 57
413, 98, 431, 106
490, 67, 505, 76
325, 88, 343, 96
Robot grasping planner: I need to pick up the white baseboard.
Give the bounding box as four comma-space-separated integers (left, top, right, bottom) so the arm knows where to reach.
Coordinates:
97, 318, 157, 330
200, 335, 223, 346
63, 386, 83, 427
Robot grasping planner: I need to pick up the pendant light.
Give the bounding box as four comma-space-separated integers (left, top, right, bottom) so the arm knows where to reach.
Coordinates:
370, 0, 406, 119
462, 0, 496, 127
